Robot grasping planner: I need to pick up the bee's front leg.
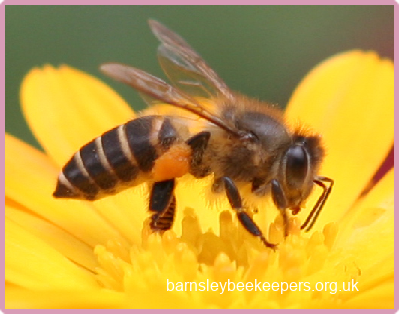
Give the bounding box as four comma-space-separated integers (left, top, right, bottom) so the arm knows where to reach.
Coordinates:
270, 179, 289, 237
149, 179, 176, 232
222, 177, 277, 250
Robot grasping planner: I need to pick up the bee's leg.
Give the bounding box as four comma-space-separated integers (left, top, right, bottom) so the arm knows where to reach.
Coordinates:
186, 131, 211, 178
222, 177, 277, 250
149, 179, 176, 232
151, 196, 177, 232
271, 179, 289, 237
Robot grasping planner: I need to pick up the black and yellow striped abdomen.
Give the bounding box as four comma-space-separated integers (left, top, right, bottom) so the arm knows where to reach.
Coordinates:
53, 115, 186, 200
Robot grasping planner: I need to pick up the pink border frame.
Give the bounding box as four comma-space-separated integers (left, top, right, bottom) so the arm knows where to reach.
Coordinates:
1, 2, 397, 312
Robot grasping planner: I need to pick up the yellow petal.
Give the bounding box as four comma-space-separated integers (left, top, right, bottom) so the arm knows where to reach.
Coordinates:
338, 168, 394, 240
334, 168, 394, 271
5, 286, 198, 309
6, 285, 124, 309
121, 291, 201, 309
340, 281, 394, 309
286, 51, 394, 229
5, 134, 127, 247
20, 66, 150, 243
21, 65, 134, 166
321, 256, 394, 309
5, 217, 98, 290
6, 200, 97, 272
88, 186, 149, 244
318, 169, 395, 308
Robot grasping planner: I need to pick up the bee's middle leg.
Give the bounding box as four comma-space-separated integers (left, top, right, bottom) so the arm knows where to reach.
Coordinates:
149, 179, 176, 232
222, 177, 277, 250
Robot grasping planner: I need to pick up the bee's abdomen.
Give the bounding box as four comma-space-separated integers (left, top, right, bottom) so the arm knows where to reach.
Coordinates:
53, 115, 181, 200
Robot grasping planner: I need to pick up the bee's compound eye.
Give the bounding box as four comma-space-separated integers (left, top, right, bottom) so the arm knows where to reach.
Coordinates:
285, 145, 308, 188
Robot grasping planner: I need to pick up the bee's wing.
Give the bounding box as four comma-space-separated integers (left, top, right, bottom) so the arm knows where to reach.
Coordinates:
100, 63, 240, 137
149, 19, 235, 101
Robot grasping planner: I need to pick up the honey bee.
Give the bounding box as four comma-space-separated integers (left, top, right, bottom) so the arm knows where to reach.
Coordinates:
53, 20, 333, 249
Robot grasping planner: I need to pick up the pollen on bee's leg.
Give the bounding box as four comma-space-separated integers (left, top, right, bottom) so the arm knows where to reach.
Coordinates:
152, 143, 191, 182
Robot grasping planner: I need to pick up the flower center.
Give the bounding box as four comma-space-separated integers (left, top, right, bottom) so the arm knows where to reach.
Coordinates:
93, 208, 339, 294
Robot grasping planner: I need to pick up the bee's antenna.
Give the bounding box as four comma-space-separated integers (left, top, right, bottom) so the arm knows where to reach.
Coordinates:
301, 176, 334, 232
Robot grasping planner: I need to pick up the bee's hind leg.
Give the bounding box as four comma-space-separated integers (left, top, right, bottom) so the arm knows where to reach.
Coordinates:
149, 179, 176, 232
222, 177, 277, 250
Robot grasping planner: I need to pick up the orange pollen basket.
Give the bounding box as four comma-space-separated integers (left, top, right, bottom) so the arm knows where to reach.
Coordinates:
152, 143, 192, 181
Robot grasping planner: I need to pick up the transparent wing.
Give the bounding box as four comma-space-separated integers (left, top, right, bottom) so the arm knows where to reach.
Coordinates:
149, 19, 235, 101
100, 63, 240, 137
157, 45, 217, 99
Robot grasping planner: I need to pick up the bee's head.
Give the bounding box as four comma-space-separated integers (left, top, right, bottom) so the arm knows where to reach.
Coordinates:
280, 134, 325, 211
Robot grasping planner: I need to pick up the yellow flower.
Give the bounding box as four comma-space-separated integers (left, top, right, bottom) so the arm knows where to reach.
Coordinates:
5, 50, 393, 309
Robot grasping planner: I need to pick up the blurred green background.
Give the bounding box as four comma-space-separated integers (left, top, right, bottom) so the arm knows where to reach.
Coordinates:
6, 5, 394, 150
